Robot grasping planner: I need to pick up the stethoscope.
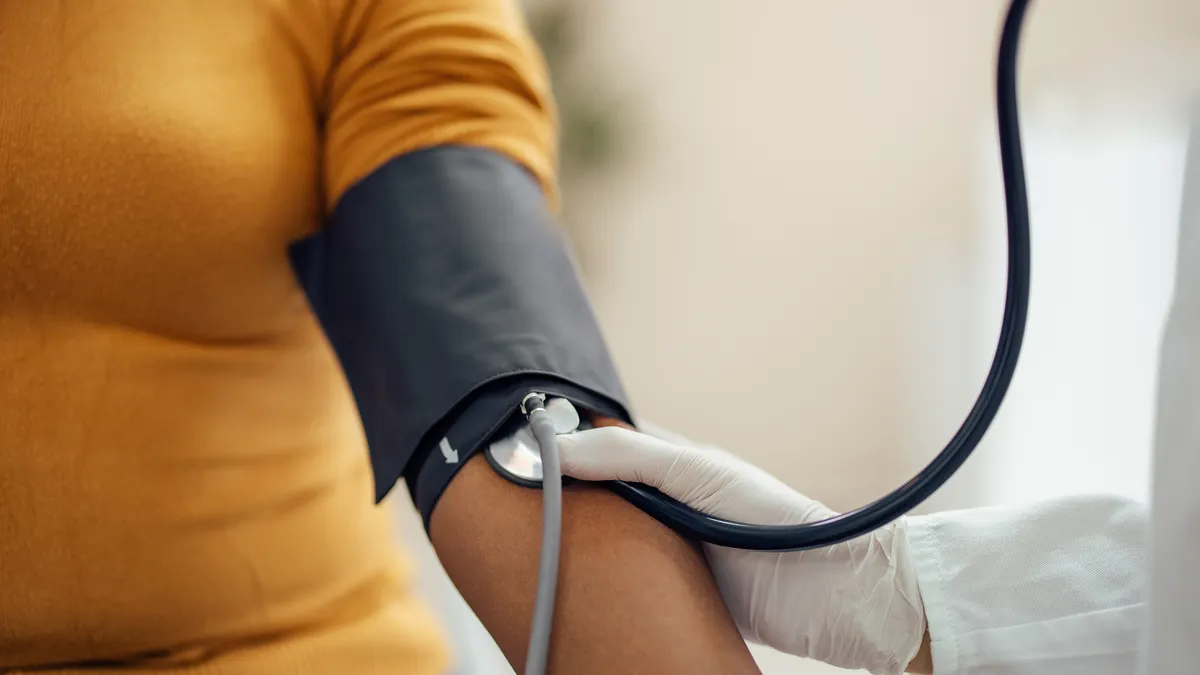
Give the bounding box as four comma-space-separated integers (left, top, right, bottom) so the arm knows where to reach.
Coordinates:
489, 1, 1031, 671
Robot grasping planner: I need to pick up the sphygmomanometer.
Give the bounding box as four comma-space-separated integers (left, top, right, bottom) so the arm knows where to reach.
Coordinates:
290, 0, 1032, 672
290, 145, 634, 527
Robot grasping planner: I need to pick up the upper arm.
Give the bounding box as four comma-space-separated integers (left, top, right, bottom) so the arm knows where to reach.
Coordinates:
322, 0, 557, 210
429, 452, 761, 674
311, 5, 757, 669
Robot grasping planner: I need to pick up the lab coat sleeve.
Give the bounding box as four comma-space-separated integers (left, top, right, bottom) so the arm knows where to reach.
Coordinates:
906, 495, 1148, 675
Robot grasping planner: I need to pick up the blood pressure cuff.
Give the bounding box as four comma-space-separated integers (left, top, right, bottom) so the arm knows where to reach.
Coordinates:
289, 146, 632, 528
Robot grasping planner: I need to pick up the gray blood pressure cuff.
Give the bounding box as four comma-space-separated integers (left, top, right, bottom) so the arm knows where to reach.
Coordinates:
289, 146, 632, 528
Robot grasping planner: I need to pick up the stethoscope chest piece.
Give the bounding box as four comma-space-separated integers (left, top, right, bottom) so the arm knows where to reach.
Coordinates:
485, 396, 580, 488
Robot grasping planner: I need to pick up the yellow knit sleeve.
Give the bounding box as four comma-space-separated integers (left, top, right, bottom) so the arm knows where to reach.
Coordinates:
322, 0, 559, 211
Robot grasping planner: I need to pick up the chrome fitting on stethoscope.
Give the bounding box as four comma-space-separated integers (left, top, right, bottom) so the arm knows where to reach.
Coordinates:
521, 392, 548, 417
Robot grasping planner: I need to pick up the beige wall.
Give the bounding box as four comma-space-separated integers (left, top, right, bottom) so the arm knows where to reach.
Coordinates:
569, 0, 1200, 508
403, 2, 1200, 673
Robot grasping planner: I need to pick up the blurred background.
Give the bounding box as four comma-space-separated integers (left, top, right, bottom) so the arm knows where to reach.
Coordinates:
396, 0, 1200, 672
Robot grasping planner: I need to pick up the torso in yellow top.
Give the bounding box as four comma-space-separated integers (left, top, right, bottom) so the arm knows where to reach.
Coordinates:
0, 1, 554, 671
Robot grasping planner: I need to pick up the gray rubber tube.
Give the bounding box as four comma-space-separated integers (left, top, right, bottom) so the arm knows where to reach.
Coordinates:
524, 410, 563, 675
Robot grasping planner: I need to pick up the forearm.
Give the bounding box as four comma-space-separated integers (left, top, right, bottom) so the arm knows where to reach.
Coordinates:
429, 452, 760, 674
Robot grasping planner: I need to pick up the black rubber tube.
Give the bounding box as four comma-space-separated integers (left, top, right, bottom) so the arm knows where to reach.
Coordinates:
607, 0, 1033, 551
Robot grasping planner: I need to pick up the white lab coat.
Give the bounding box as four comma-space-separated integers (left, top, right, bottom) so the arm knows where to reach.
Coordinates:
907, 495, 1148, 674
905, 117, 1200, 675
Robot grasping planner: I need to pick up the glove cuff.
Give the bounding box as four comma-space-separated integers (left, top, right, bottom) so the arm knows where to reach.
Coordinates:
867, 516, 928, 675
797, 516, 927, 675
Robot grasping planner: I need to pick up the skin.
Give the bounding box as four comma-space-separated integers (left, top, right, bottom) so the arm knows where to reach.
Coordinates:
429, 417, 761, 675
909, 632, 933, 673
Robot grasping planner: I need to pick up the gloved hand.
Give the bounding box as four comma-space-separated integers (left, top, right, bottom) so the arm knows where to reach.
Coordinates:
555, 425, 927, 675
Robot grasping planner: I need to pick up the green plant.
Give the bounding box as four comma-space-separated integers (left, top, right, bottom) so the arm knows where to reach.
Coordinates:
527, 0, 625, 188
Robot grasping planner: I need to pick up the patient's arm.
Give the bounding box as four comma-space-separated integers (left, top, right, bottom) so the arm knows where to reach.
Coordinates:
429, 451, 761, 674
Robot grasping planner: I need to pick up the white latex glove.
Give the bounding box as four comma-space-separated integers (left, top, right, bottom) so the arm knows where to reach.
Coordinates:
556, 425, 926, 675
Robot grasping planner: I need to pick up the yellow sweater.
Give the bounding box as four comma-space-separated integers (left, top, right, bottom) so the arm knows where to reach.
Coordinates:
0, 1, 555, 672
